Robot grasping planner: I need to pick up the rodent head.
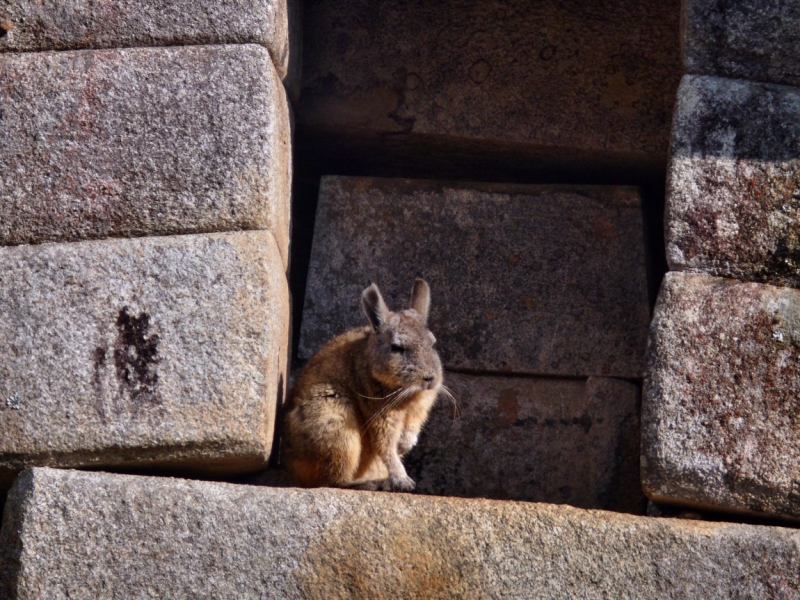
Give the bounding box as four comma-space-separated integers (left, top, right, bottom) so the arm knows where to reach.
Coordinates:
361, 278, 443, 393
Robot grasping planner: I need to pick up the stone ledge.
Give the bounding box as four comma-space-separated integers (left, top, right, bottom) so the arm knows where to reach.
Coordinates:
2, 468, 799, 598
0, 44, 292, 270
643, 271, 800, 519
0, 231, 289, 484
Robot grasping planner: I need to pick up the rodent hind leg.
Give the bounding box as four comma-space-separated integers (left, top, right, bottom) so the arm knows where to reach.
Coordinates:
345, 453, 391, 491
285, 389, 362, 487
345, 479, 392, 491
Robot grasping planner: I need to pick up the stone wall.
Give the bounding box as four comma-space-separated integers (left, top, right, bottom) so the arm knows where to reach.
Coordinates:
643, 0, 800, 520
0, 0, 294, 493
2, 0, 800, 596
298, 177, 650, 512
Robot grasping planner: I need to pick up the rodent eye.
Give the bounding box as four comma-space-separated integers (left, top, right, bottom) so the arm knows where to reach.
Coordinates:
390, 344, 405, 354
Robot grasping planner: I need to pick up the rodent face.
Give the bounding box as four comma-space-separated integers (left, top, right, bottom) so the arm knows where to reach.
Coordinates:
369, 310, 443, 393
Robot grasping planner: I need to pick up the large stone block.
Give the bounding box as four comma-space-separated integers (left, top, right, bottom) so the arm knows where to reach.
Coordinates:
0, 231, 290, 483
0, 45, 292, 270
683, 0, 800, 87
405, 374, 644, 513
300, 177, 650, 379
666, 75, 800, 286
643, 271, 800, 519
298, 0, 680, 174
0, 0, 298, 85
2, 468, 800, 599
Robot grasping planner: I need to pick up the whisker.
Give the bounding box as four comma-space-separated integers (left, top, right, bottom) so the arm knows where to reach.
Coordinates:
361, 387, 411, 430
356, 387, 404, 401
439, 385, 461, 419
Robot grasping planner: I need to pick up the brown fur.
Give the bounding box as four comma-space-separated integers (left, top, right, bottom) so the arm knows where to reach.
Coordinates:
283, 279, 443, 492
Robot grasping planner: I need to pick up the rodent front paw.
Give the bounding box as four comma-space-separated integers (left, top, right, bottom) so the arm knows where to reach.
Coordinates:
390, 474, 416, 492
397, 432, 419, 456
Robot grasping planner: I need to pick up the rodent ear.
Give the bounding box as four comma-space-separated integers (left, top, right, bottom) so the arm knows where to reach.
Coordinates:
409, 278, 430, 323
362, 283, 389, 332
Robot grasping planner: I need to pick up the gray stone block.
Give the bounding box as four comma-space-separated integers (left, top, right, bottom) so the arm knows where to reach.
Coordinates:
0, 0, 299, 85
683, 0, 800, 87
2, 468, 800, 599
643, 271, 800, 519
298, 0, 681, 170
0, 45, 292, 270
405, 374, 644, 513
0, 231, 290, 483
300, 177, 650, 379
666, 75, 800, 286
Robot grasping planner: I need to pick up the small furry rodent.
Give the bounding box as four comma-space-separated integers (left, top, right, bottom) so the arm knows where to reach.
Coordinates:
284, 279, 444, 491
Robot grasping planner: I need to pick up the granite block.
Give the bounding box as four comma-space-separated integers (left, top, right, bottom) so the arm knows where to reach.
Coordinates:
300, 177, 650, 379
298, 0, 681, 170
667, 75, 800, 286
643, 271, 800, 518
405, 374, 644, 513
0, 45, 292, 269
683, 0, 800, 87
1, 468, 799, 599
0, 0, 298, 84
0, 231, 290, 482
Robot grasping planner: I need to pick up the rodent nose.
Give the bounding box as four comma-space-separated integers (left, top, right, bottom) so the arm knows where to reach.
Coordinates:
423, 374, 435, 382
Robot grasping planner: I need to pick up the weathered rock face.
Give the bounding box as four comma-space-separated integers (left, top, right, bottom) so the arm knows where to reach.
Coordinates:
0, 45, 292, 270
298, 0, 680, 171
2, 468, 800, 599
300, 177, 650, 379
0, 231, 289, 483
683, 0, 800, 87
405, 374, 644, 513
666, 75, 800, 287
0, 0, 298, 84
643, 271, 800, 519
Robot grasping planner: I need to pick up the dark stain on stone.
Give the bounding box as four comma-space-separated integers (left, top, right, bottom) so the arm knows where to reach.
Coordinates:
93, 346, 106, 386
92, 345, 108, 421
496, 389, 520, 426
113, 307, 160, 404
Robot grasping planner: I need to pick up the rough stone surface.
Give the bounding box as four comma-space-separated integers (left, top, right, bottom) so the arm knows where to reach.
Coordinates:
2, 468, 800, 599
667, 75, 800, 287
683, 0, 800, 87
300, 177, 650, 379
0, 231, 290, 483
405, 374, 644, 513
0, 0, 298, 84
643, 271, 800, 519
298, 0, 680, 169
0, 45, 292, 270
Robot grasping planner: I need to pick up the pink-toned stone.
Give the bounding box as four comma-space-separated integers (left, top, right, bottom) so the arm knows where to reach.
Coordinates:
0, 0, 299, 85
667, 75, 800, 287
2, 468, 800, 598
643, 271, 800, 518
0, 231, 290, 485
0, 45, 292, 270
